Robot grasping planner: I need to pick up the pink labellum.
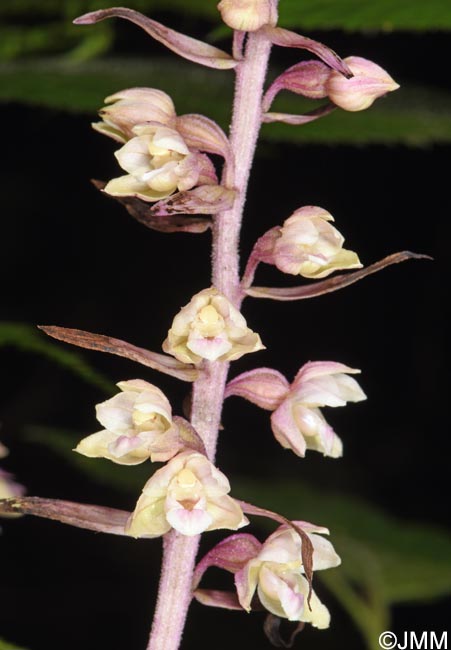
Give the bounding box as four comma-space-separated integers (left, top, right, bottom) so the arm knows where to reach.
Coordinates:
92, 179, 212, 233
225, 368, 290, 410
263, 26, 352, 78
193, 533, 263, 590
245, 251, 430, 300
150, 185, 236, 217
166, 505, 213, 536
263, 103, 336, 125
74, 8, 238, 70
0, 496, 130, 536
38, 325, 198, 382
262, 60, 330, 111
193, 589, 243, 610
176, 114, 232, 161
271, 400, 307, 457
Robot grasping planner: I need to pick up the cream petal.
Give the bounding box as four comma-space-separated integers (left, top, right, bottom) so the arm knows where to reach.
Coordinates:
271, 399, 307, 457
258, 566, 305, 621
104, 174, 173, 201
115, 135, 152, 175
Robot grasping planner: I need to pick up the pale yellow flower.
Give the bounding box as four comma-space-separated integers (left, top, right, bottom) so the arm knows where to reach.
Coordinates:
163, 287, 264, 364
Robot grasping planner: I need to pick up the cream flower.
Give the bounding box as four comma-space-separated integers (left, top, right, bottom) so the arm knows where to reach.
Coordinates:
218, 0, 277, 31
75, 379, 178, 465
235, 523, 340, 626
163, 287, 265, 364
127, 451, 248, 537
326, 56, 399, 112
104, 124, 201, 202
271, 361, 366, 457
273, 206, 362, 279
92, 88, 176, 143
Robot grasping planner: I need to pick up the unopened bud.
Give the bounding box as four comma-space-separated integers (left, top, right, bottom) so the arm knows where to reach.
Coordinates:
327, 56, 399, 112
218, 0, 277, 32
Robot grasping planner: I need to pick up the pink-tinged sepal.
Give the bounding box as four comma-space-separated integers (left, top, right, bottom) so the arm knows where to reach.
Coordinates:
262, 61, 330, 112
263, 26, 352, 78
327, 56, 399, 112
92, 88, 177, 142
268, 361, 366, 458
0, 496, 131, 535
176, 114, 232, 162
263, 103, 336, 126
225, 368, 289, 410
241, 226, 280, 288
193, 533, 263, 588
193, 589, 243, 610
150, 186, 236, 217
74, 8, 238, 70
245, 252, 430, 300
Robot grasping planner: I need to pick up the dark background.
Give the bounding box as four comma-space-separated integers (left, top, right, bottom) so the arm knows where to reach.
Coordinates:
0, 9, 449, 650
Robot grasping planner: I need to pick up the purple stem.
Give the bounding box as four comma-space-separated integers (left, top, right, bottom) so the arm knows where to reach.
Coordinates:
146, 26, 274, 650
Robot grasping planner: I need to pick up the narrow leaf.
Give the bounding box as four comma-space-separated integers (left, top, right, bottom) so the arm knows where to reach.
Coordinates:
0, 496, 130, 536
263, 26, 352, 78
245, 251, 430, 301
74, 8, 237, 70
263, 103, 336, 125
38, 326, 198, 381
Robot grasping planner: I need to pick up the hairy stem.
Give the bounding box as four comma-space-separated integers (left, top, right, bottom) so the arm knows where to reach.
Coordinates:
147, 28, 273, 650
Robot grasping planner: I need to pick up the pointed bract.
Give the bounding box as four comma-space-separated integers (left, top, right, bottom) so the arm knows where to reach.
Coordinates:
74, 8, 237, 70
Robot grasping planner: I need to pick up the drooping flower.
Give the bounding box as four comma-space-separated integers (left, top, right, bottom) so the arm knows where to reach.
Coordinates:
92, 88, 177, 143
235, 522, 340, 626
326, 56, 399, 112
270, 361, 366, 457
127, 451, 248, 537
163, 287, 265, 364
104, 123, 203, 202
75, 379, 179, 464
217, 0, 277, 32
272, 206, 362, 279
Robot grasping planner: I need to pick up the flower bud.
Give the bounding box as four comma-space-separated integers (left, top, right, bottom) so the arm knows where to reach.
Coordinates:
104, 123, 202, 202
271, 361, 366, 458
163, 287, 265, 364
127, 451, 248, 537
326, 56, 399, 112
217, 0, 277, 32
273, 206, 362, 279
93, 88, 176, 142
75, 379, 178, 464
235, 523, 340, 626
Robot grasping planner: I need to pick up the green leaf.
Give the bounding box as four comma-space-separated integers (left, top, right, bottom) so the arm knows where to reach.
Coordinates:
1, 58, 450, 146
0, 639, 28, 650
0, 322, 114, 394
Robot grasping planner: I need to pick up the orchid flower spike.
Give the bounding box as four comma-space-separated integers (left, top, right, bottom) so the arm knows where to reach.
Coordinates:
327, 56, 400, 112
163, 287, 265, 364
75, 379, 180, 464
127, 451, 248, 537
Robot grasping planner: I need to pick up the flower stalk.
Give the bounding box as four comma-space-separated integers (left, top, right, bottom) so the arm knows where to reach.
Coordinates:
148, 28, 274, 650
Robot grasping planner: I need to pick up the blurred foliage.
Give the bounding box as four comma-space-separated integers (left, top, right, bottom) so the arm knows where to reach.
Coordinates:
1, 58, 451, 146
0, 322, 114, 393
0, 640, 28, 650
23, 425, 451, 650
